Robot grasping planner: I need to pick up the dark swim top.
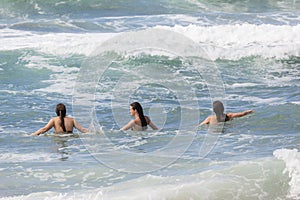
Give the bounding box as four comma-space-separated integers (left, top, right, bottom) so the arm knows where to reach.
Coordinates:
225, 114, 230, 122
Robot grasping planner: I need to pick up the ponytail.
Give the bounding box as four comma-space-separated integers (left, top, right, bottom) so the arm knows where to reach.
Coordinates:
56, 103, 67, 132
60, 110, 66, 132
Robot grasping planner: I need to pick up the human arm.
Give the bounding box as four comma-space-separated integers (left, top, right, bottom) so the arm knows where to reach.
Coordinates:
120, 120, 135, 131
31, 118, 54, 136
199, 116, 212, 126
148, 121, 158, 130
145, 116, 158, 130
73, 119, 89, 133
227, 110, 253, 119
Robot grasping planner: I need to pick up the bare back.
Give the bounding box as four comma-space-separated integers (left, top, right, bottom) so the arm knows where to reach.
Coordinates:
53, 116, 75, 133
31, 116, 88, 136
54, 116, 88, 133
121, 116, 158, 131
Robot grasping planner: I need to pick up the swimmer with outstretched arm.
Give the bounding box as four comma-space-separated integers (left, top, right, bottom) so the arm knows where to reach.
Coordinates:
31, 103, 89, 136
121, 102, 158, 131
199, 100, 253, 126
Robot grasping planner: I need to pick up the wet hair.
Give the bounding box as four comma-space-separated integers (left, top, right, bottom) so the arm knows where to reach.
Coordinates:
213, 101, 226, 122
130, 102, 147, 127
55, 103, 66, 132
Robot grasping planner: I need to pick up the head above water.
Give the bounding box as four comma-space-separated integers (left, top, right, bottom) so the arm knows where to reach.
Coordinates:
213, 100, 224, 115
130, 102, 147, 127
55, 103, 66, 117
213, 100, 226, 122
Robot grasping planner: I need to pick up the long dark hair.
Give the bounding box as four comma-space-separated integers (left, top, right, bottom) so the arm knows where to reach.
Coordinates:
55, 103, 66, 132
130, 102, 147, 127
213, 100, 226, 122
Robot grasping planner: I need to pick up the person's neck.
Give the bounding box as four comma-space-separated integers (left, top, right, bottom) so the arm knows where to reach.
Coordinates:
134, 113, 140, 120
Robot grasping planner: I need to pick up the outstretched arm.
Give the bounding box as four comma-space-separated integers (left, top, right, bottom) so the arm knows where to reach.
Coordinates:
31, 118, 54, 136
227, 110, 253, 119
73, 119, 89, 133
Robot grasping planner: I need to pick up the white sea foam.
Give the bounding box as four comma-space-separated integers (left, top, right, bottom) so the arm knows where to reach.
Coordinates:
274, 148, 300, 200
229, 82, 261, 88
157, 23, 300, 60
1, 23, 299, 60
0, 159, 288, 200
226, 94, 285, 105
0, 152, 56, 163
0, 28, 115, 56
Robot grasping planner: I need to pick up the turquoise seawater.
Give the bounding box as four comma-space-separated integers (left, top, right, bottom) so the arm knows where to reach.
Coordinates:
0, 0, 300, 199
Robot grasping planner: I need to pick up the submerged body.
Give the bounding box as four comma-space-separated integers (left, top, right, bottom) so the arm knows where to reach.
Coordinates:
122, 115, 157, 131
31, 103, 88, 136
121, 102, 158, 131
199, 101, 253, 126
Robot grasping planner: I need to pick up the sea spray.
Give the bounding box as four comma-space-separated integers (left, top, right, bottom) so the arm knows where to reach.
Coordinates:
274, 148, 300, 199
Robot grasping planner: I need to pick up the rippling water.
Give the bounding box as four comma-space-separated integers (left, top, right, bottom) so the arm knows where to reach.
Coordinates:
0, 0, 300, 199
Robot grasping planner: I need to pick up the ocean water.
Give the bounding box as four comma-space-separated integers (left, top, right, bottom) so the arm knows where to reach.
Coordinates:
0, 0, 300, 199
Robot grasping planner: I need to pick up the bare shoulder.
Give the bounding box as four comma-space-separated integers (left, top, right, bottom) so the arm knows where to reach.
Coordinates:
61, 116, 76, 126
51, 116, 60, 122
64, 116, 74, 119
145, 116, 151, 124
64, 116, 75, 121
199, 115, 213, 125
133, 118, 139, 124
206, 115, 213, 121
226, 112, 234, 118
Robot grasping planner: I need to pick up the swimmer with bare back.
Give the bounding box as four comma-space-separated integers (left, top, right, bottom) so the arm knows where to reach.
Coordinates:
31, 103, 88, 136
